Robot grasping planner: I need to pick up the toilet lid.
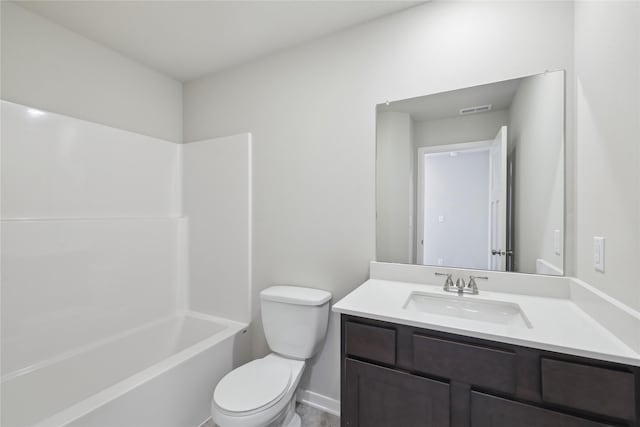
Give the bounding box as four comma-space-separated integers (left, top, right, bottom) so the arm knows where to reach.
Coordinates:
213, 358, 291, 414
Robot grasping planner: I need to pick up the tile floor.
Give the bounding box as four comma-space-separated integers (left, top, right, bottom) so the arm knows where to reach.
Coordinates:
296, 402, 340, 427
203, 402, 340, 427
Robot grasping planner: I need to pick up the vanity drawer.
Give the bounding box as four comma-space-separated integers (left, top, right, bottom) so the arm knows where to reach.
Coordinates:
345, 321, 396, 365
471, 392, 615, 427
541, 358, 637, 421
413, 334, 516, 393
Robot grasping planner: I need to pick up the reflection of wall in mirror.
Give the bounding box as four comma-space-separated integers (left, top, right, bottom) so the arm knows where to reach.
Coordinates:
376, 111, 414, 263
509, 72, 564, 275
414, 110, 509, 149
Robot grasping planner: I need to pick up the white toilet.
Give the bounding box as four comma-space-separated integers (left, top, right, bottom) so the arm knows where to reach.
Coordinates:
211, 286, 332, 427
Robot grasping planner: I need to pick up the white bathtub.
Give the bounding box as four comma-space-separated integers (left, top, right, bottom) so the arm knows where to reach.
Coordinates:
1, 313, 248, 427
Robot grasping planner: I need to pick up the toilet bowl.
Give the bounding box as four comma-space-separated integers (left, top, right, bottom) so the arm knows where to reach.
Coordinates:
211, 286, 331, 427
212, 354, 305, 427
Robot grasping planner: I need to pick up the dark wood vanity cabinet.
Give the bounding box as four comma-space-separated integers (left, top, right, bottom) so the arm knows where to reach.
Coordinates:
340, 315, 640, 427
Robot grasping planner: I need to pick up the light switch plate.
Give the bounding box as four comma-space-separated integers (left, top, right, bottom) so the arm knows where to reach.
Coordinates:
594, 236, 605, 272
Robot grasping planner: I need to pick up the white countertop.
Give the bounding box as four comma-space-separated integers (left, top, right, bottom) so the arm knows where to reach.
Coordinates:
333, 279, 640, 367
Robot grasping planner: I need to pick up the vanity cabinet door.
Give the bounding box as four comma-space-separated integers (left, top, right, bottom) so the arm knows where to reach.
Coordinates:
343, 358, 450, 427
471, 392, 616, 427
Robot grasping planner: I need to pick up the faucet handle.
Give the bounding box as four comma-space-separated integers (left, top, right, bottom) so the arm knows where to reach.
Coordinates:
435, 272, 454, 290
468, 275, 488, 293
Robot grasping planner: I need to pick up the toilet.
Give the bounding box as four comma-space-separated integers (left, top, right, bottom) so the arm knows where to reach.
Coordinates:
211, 286, 332, 427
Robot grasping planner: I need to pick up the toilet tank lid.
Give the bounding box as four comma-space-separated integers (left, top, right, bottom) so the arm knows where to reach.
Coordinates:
260, 286, 332, 306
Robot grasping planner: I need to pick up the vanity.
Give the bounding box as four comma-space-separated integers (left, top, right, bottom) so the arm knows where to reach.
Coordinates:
333, 265, 640, 427
355, 70, 640, 426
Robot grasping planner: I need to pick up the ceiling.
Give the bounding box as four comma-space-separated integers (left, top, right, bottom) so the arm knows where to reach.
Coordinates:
378, 77, 523, 121
16, 1, 422, 82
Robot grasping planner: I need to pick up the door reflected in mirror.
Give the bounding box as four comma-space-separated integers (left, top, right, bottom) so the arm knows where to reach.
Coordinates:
376, 71, 564, 275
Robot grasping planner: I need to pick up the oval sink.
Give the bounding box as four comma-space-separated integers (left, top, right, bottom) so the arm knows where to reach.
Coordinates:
403, 292, 532, 329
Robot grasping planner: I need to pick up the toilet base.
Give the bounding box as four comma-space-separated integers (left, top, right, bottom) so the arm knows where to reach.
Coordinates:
285, 413, 301, 427
279, 400, 300, 427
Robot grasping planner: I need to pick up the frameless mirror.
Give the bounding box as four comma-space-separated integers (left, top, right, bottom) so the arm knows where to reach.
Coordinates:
376, 71, 564, 275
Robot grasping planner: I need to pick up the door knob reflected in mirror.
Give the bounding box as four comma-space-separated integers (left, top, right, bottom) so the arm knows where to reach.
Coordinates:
491, 249, 513, 256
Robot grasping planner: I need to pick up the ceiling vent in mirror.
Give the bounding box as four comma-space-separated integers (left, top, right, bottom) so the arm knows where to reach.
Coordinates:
459, 104, 493, 115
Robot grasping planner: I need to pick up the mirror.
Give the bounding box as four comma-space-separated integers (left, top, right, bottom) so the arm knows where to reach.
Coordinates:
376, 71, 564, 275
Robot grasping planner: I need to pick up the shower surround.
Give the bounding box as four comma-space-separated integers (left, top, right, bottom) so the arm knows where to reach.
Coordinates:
0, 101, 252, 426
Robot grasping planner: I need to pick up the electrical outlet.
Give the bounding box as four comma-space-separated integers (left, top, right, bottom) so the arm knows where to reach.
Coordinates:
594, 236, 605, 272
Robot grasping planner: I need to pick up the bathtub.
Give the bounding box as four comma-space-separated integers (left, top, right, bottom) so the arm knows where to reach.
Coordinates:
1, 313, 248, 427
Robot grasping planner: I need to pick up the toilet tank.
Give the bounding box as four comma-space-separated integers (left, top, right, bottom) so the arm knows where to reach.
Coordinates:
260, 286, 332, 360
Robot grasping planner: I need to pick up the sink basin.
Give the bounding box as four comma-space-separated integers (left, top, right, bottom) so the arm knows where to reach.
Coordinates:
403, 292, 532, 328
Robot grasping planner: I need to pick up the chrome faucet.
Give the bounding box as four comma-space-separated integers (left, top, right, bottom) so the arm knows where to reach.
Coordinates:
435, 273, 487, 295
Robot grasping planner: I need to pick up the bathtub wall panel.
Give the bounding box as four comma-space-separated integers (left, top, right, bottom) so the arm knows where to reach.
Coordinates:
0, 218, 183, 375
0, 100, 183, 376
0, 100, 180, 219
183, 134, 252, 323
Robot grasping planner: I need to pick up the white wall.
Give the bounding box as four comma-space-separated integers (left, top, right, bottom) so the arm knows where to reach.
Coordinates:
414, 110, 509, 148
509, 72, 564, 274
0, 2, 182, 142
574, 1, 640, 311
376, 111, 413, 264
423, 150, 490, 270
1, 101, 182, 375
184, 1, 574, 403
183, 134, 252, 324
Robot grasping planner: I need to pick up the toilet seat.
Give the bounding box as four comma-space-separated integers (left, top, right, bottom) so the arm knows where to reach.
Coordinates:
213, 357, 292, 416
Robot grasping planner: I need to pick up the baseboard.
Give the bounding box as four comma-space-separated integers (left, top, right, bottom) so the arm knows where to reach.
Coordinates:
296, 389, 340, 417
